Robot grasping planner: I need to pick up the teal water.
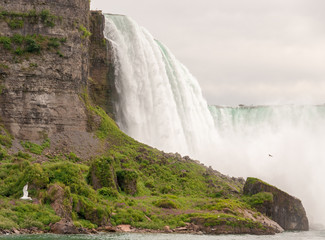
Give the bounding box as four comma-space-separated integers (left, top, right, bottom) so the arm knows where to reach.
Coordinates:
0, 232, 325, 240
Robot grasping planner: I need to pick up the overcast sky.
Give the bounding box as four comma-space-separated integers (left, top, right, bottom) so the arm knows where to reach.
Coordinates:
91, 0, 325, 106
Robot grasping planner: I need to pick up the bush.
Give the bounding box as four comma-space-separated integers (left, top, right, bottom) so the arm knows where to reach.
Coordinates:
98, 187, 118, 198
25, 37, 41, 53
79, 25, 91, 39
245, 192, 273, 207
0, 36, 12, 50
87, 157, 117, 190
8, 19, 24, 29
153, 199, 178, 209
48, 38, 60, 48
21, 138, 50, 155
40, 10, 56, 27
12, 34, 24, 44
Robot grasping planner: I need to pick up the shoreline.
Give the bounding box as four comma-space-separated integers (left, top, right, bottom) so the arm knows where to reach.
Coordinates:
0, 223, 283, 236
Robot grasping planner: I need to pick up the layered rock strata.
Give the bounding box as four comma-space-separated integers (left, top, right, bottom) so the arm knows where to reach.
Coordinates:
0, 0, 89, 140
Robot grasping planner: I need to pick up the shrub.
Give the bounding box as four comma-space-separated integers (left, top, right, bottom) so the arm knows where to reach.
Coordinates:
87, 157, 117, 190
40, 10, 56, 27
48, 38, 60, 48
79, 25, 91, 39
14, 47, 24, 55
98, 187, 118, 198
12, 34, 24, 44
21, 138, 50, 155
25, 37, 41, 53
0, 36, 12, 50
153, 199, 178, 209
8, 19, 24, 29
245, 192, 273, 207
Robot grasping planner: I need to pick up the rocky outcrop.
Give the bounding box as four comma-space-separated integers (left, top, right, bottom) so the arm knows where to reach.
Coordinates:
89, 11, 116, 119
47, 184, 72, 220
87, 157, 117, 190
243, 177, 309, 231
0, 0, 90, 140
50, 219, 79, 234
116, 169, 138, 195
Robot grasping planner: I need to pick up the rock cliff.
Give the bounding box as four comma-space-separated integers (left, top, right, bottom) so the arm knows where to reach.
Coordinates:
88, 11, 116, 119
243, 177, 309, 231
0, 0, 89, 140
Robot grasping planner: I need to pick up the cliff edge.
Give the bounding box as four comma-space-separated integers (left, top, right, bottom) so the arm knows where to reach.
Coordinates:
243, 177, 309, 231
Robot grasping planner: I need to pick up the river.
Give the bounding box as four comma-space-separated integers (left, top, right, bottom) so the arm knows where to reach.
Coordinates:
0, 231, 324, 240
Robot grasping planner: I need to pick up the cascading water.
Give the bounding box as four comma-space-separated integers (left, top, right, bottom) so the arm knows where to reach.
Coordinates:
104, 14, 219, 158
103, 14, 325, 225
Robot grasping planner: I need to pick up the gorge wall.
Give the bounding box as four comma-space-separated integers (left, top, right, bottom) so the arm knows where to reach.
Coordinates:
0, 0, 89, 140
88, 11, 116, 119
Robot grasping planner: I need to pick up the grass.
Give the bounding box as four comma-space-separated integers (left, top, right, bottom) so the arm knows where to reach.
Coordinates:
0, 198, 60, 230
21, 138, 50, 155
0, 34, 67, 56
0, 9, 58, 28
0, 94, 274, 232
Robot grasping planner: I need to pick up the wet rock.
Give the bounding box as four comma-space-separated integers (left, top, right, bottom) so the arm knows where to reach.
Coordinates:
164, 226, 172, 233
243, 177, 309, 231
50, 219, 79, 234
116, 224, 132, 232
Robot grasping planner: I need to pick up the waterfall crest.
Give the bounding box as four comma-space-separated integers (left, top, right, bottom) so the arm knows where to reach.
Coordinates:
103, 14, 325, 225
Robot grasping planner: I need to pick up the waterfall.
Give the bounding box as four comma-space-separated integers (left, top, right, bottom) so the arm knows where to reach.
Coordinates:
103, 14, 219, 158
103, 14, 325, 225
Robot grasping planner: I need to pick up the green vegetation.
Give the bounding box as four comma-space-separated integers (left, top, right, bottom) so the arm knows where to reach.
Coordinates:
0, 63, 9, 69
0, 34, 67, 56
21, 138, 50, 155
8, 19, 24, 29
79, 25, 92, 39
244, 192, 273, 208
0, 9, 58, 29
0, 199, 60, 230
0, 93, 273, 233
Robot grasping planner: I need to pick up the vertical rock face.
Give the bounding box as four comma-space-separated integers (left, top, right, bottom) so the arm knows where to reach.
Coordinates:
0, 0, 89, 140
243, 177, 309, 231
89, 11, 116, 119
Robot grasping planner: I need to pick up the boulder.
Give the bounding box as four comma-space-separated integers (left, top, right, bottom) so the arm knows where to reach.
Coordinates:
243, 177, 309, 231
50, 219, 79, 234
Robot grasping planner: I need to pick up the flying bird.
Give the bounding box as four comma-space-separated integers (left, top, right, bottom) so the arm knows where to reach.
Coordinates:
269, 154, 273, 157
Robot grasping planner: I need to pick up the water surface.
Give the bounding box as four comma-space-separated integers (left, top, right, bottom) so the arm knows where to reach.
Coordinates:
1, 231, 324, 240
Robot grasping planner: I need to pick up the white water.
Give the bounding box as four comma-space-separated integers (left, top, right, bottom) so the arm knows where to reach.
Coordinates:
103, 14, 325, 226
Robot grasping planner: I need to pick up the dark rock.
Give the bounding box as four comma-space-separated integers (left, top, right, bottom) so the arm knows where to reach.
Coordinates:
89, 11, 117, 119
50, 219, 79, 234
116, 169, 138, 195
243, 177, 309, 231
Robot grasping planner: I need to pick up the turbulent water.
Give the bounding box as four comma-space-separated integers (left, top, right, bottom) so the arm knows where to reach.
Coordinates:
103, 14, 325, 225
1, 232, 325, 240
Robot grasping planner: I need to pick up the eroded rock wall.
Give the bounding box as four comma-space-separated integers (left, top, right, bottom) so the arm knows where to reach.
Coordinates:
88, 11, 116, 119
0, 0, 89, 140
